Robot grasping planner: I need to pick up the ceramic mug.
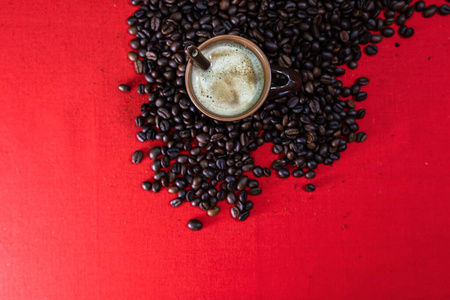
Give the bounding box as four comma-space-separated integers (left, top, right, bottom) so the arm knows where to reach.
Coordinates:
185, 35, 302, 121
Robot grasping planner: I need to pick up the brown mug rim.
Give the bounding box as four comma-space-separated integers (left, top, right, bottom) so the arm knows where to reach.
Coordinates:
185, 35, 272, 122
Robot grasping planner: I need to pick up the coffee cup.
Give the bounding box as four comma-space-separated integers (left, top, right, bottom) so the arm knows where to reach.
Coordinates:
185, 35, 302, 122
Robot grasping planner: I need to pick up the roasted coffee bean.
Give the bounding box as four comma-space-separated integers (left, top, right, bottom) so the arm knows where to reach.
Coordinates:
371, 34, 383, 44
381, 27, 395, 37
350, 84, 360, 95
244, 201, 254, 211
292, 169, 304, 178
355, 92, 368, 101
253, 167, 264, 178
239, 191, 248, 202
119, 84, 131, 92
134, 60, 143, 73
248, 179, 259, 188
415, 1, 426, 11
237, 176, 249, 191
152, 181, 161, 193
170, 198, 182, 207
128, 51, 138, 61
227, 192, 237, 205
357, 77, 370, 86
249, 188, 262, 195
365, 45, 378, 56
439, 5, 450, 15
199, 201, 210, 211
357, 132, 367, 142
278, 168, 290, 179
272, 159, 286, 170
149, 147, 161, 159
132, 150, 143, 164
263, 168, 272, 177
304, 184, 316, 192
136, 131, 146, 142
305, 170, 316, 179
142, 181, 152, 191
239, 211, 250, 221
207, 207, 220, 217
187, 219, 202, 231
423, 5, 438, 18
231, 207, 240, 219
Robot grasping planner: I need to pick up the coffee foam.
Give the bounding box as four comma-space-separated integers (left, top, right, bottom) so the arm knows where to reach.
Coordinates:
191, 41, 265, 117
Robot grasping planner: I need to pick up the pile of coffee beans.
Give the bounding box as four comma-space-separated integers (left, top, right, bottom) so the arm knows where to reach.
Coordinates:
124, 0, 449, 230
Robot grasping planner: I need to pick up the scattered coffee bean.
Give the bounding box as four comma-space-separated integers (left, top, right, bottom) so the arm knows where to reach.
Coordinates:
439, 5, 450, 15
357, 132, 367, 142
304, 184, 316, 192
207, 207, 220, 217
132, 150, 143, 164
118, 84, 130, 92
365, 45, 378, 56
292, 169, 304, 178
187, 219, 202, 231
423, 5, 438, 18
142, 181, 152, 191
305, 171, 316, 179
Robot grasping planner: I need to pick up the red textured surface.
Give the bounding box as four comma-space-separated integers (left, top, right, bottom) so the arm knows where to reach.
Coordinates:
1, 1, 449, 299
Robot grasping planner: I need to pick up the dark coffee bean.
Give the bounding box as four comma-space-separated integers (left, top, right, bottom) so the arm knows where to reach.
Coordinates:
128, 51, 138, 61
137, 131, 146, 142
119, 84, 131, 92
244, 201, 254, 211
355, 92, 368, 101
199, 201, 210, 211
292, 169, 304, 178
304, 184, 316, 192
239, 211, 250, 221
187, 219, 202, 231
263, 168, 272, 177
357, 77, 370, 86
248, 179, 259, 188
365, 45, 378, 56
356, 132, 367, 142
249, 188, 262, 195
170, 198, 182, 207
305, 170, 316, 179
381, 27, 395, 37
227, 192, 237, 204
278, 168, 290, 179
152, 181, 161, 193
439, 5, 450, 15
371, 34, 383, 44
142, 181, 152, 191
264, 41, 278, 53
207, 207, 220, 217
149, 147, 161, 159
132, 150, 144, 164
237, 176, 249, 191
253, 167, 264, 178
231, 207, 240, 219
239, 191, 247, 202
272, 159, 286, 170
423, 5, 438, 17
196, 133, 210, 144
350, 84, 360, 95
134, 60, 143, 73
278, 55, 292, 67
415, 1, 426, 11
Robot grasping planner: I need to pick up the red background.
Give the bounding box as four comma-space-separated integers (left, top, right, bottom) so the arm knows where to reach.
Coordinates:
1, 1, 449, 299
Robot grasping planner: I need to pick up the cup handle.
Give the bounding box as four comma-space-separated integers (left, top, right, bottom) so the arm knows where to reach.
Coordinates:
268, 65, 302, 100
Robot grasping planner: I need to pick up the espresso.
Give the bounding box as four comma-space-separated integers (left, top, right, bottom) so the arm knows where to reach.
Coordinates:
191, 41, 265, 117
